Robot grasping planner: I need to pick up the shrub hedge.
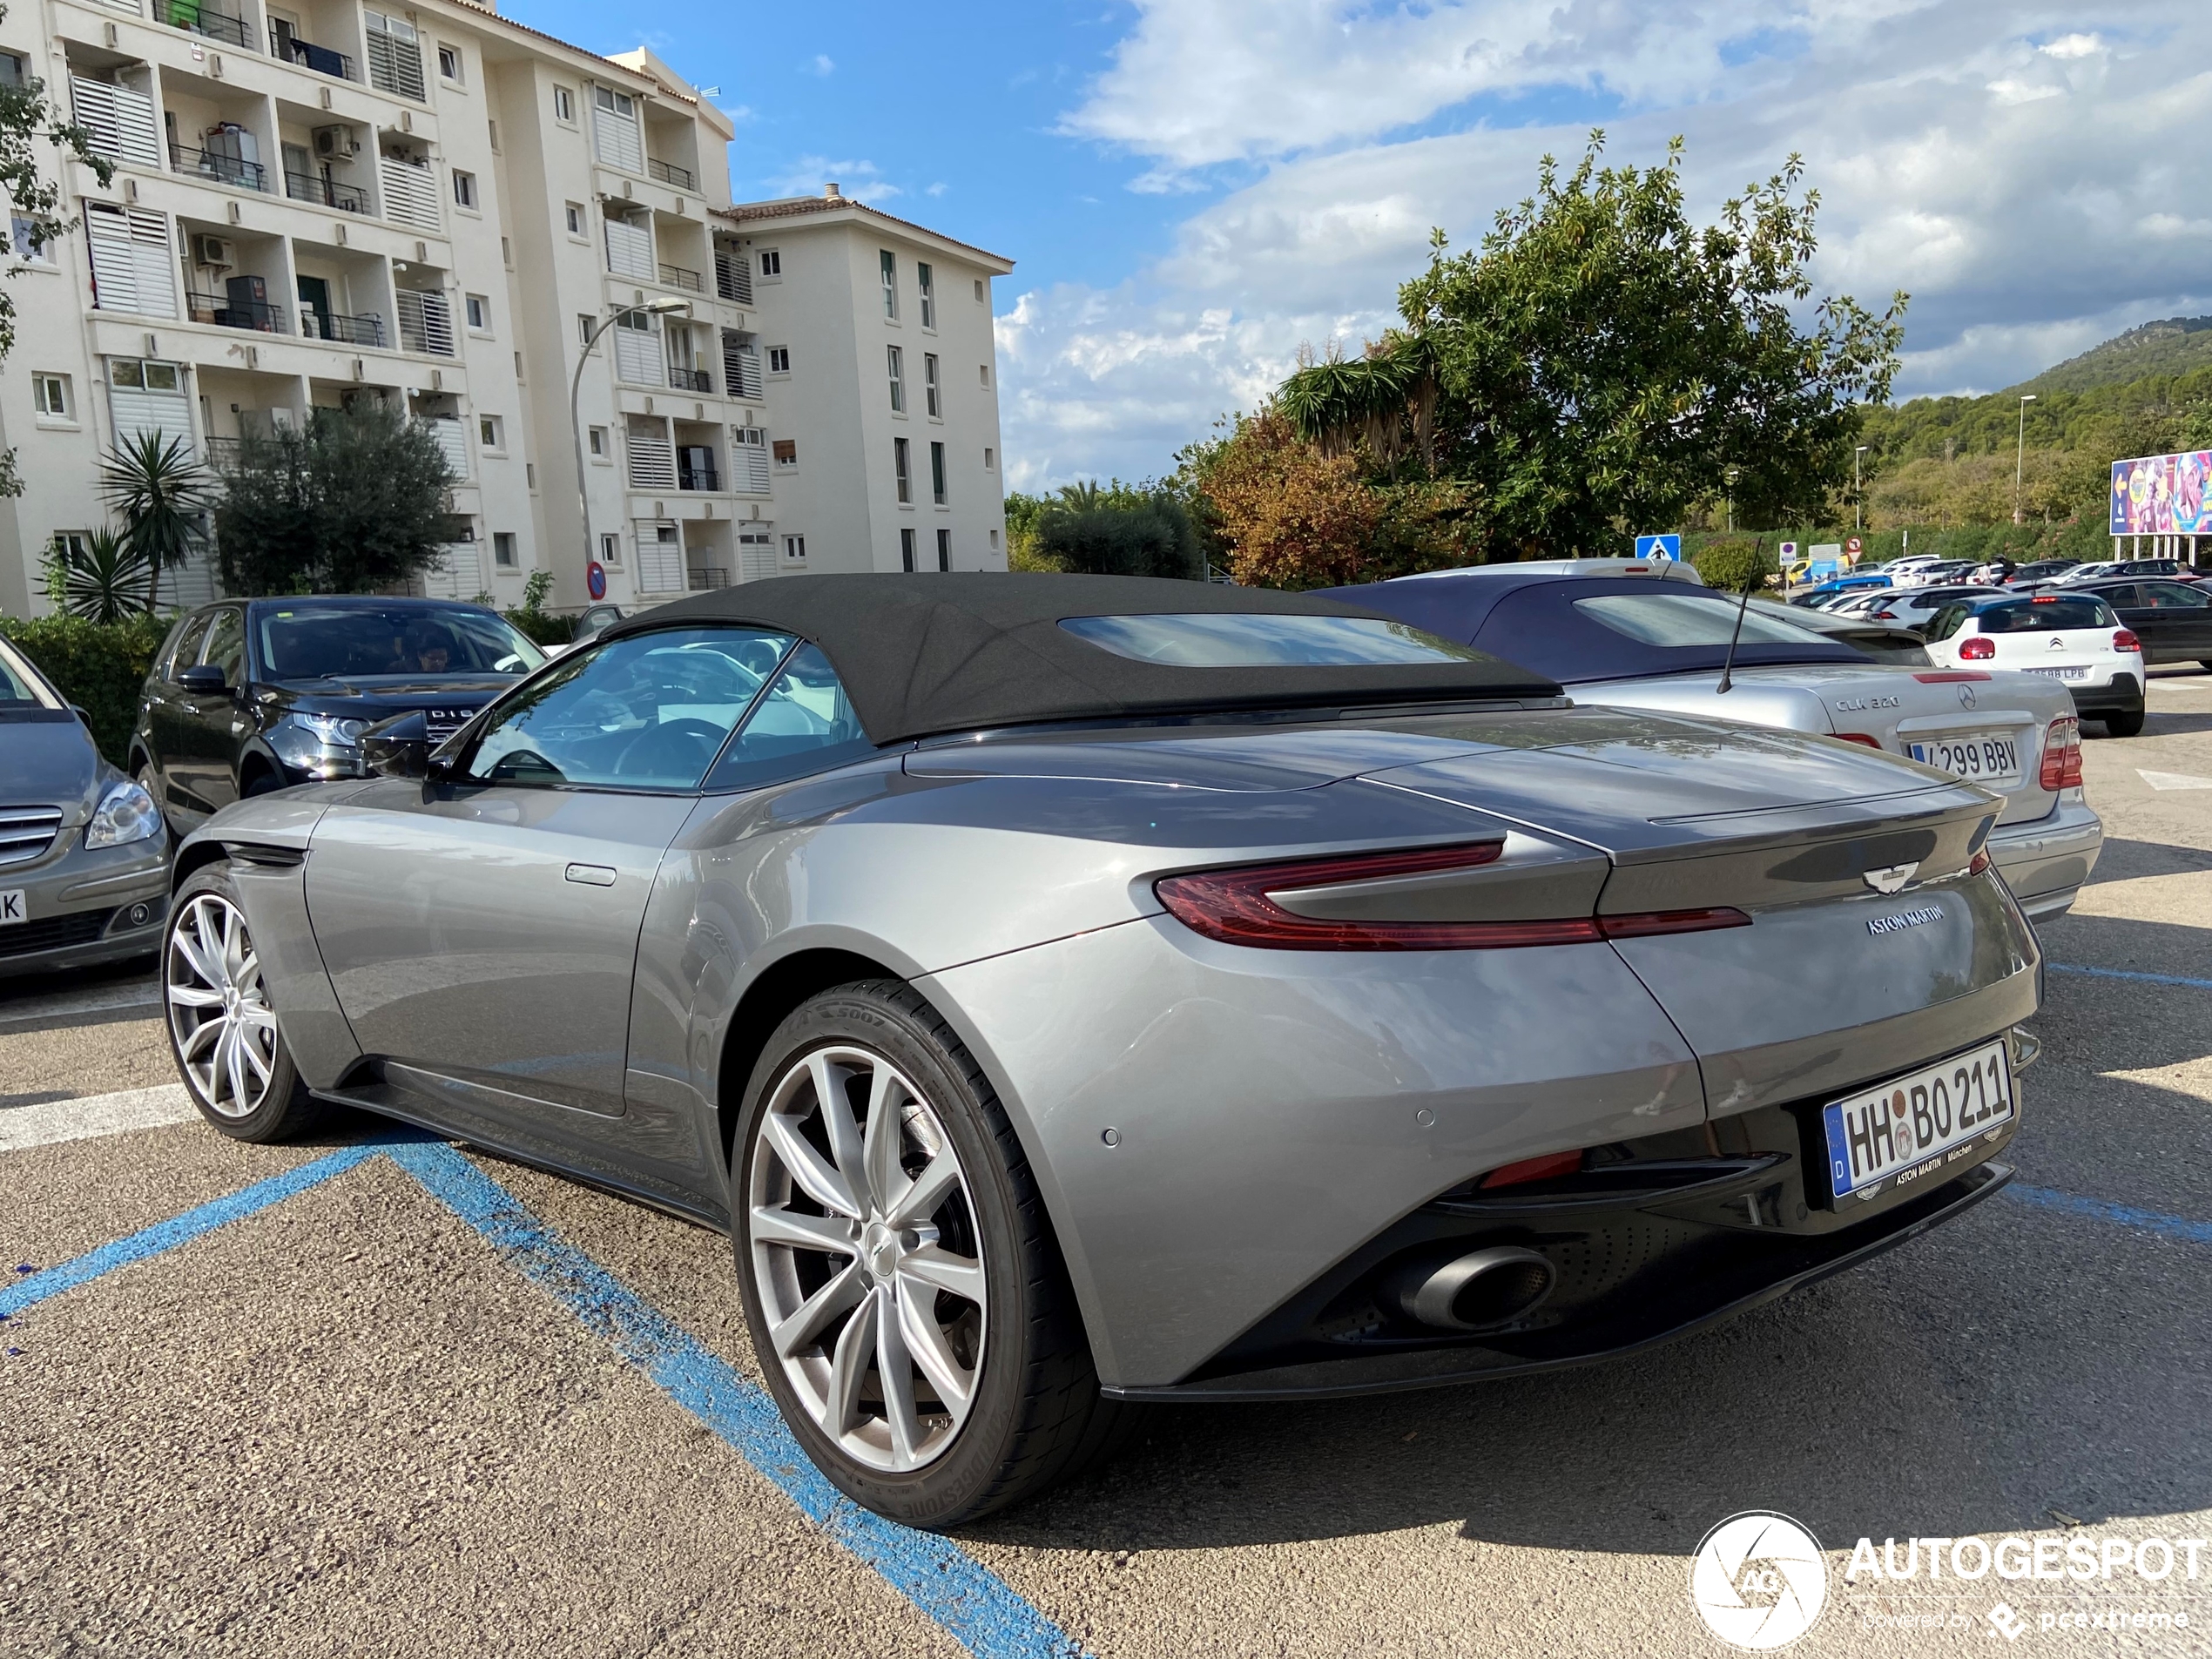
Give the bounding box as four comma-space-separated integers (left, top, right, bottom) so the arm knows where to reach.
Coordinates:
0, 612, 173, 768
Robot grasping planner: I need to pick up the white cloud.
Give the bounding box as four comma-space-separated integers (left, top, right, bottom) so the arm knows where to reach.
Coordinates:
1001, 1, 2212, 485
765, 157, 901, 204
809, 53, 835, 76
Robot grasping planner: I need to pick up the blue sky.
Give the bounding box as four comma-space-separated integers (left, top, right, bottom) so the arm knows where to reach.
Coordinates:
509, 1, 2212, 492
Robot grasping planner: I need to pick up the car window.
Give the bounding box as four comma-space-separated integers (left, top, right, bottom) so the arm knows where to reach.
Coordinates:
152, 614, 199, 681
200, 608, 246, 685
1978, 598, 2115, 633
1058, 612, 1480, 665
166, 613, 211, 679
2142, 582, 2208, 608
1574, 593, 1828, 647
1925, 605, 1970, 642
462, 626, 793, 790
2096, 584, 2141, 608
705, 644, 877, 793
0, 637, 63, 711
256, 605, 545, 680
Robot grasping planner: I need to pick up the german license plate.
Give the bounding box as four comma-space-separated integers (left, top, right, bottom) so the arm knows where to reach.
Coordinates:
2025, 666, 2089, 682
0, 890, 23, 926
1823, 1039, 2014, 1208
1908, 732, 2020, 785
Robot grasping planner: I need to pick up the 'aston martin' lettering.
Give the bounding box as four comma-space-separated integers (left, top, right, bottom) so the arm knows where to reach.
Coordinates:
1868, 907, 1943, 935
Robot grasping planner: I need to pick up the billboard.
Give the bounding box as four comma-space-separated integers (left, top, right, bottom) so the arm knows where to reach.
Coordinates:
2110, 450, 2212, 534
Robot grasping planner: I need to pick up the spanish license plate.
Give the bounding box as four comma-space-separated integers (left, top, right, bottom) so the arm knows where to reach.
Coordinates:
1908, 731, 2020, 785
2025, 666, 2089, 682
0, 890, 24, 926
1822, 1039, 2014, 1208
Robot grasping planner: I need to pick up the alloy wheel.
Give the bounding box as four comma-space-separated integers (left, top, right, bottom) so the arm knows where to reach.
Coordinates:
747, 1044, 988, 1473
165, 893, 280, 1118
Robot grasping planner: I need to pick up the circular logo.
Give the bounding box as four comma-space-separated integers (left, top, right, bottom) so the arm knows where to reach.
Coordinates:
1689, 1512, 1827, 1649
1958, 682, 1978, 710
586, 560, 608, 600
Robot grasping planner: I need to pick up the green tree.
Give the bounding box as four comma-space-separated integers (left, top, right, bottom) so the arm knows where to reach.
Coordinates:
98, 430, 216, 610
214, 401, 458, 593
44, 529, 150, 622
0, 14, 111, 502
1023, 480, 1204, 579
1395, 133, 1906, 556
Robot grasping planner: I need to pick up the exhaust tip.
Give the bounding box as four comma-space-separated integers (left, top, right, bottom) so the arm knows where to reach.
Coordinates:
1393, 1245, 1555, 1332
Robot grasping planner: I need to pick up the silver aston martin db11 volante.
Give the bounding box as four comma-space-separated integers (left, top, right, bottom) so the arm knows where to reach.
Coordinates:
162, 575, 2040, 1526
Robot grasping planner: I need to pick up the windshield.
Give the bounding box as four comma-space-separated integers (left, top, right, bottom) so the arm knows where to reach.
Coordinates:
0, 637, 64, 713
1059, 612, 1480, 666
257, 605, 545, 680
1574, 593, 1831, 648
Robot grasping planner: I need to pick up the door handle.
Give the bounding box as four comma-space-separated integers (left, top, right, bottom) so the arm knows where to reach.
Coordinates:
564, 863, 617, 887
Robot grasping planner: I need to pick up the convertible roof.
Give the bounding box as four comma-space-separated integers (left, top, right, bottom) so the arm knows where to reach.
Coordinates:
600, 573, 1561, 743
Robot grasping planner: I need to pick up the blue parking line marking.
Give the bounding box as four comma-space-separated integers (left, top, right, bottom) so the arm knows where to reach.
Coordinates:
386, 1140, 1087, 1659
2006, 1184, 2212, 1245
0, 1142, 387, 1319
2049, 962, 2212, 992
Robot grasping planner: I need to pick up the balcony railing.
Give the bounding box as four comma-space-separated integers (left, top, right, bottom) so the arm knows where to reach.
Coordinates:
658, 263, 702, 293
677, 462, 720, 492
204, 435, 245, 468
668, 366, 711, 394
270, 29, 355, 79
284, 169, 374, 214
300, 308, 385, 347
685, 566, 729, 590
160, 0, 251, 49
714, 253, 752, 306
187, 288, 292, 333
395, 289, 455, 356
172, 141, 267, 192
646, 157, 695, 191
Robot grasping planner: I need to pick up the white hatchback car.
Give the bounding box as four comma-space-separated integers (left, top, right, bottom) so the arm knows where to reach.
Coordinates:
1923, 592, 2145, 736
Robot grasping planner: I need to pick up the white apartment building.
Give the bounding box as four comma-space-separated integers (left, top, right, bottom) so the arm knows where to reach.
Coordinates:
0, 0, 1009, 619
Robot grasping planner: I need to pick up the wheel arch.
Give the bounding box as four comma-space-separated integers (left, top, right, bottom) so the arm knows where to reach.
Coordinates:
713, 946, 908, 1170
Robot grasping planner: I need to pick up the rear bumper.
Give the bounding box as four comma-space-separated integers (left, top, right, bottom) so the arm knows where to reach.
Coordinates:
1988, 795, 2103, 921
2065, 673, 2143, 717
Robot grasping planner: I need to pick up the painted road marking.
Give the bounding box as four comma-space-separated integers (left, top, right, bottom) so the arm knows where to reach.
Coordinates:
0, 980, 161, 1029
0, 1084, 195, 1152
2049, 962, 2212, 992
2, 1137, 1089, 1659
2006, 1184, 2212, 1245
2136, 770, 2212, 791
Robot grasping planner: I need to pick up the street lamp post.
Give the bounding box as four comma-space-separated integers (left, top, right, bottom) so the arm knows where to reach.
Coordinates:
2013, 394, 2037, 526
1724, 466, 1740, 534
1853, 445, 1868, 533
570, 296, 691, 592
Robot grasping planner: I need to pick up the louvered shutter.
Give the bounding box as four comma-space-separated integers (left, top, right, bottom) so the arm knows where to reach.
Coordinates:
86, 206, 176, 317
604, 217, 653, 280
612, 315, 664, 385
109, 368, 193, 448
592, 88, 643, 172
634, 521, 683, 593
732, 428, 771, 494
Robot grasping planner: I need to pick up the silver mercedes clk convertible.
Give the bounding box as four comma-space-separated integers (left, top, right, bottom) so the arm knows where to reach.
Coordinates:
161, 574, 2040, 1526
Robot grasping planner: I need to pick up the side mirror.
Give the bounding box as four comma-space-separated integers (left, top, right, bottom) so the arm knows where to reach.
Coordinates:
175, 664, 227, 694
362, 708, 442, 779
70, 703, 91, 725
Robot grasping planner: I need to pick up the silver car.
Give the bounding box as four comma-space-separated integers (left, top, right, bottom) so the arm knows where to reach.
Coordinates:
162, 576, 2040, 1525
1336, 567, 2102, 919
0, 633, 169, 976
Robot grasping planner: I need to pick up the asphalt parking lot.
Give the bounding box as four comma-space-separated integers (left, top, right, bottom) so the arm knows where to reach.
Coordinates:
9, 677, 2212, 1658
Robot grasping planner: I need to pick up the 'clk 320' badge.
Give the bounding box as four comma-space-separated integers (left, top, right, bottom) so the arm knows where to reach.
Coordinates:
1868, 907, 1943, 936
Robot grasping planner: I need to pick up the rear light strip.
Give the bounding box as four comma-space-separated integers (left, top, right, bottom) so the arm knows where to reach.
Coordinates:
1154, 846, 1751, 951
2039, 714, 2082, 791
1913, 671, 1992, 684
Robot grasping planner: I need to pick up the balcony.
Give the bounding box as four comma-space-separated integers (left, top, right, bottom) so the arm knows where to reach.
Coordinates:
172, 139, 267, 192
300, 308, 384, 346
685, 566, 729, 590
160, 0, 253, 50
284, 170, 373, 214
658, 262, 703, 293
203, 435, 245, 468
395, 289, 454, 356
668, 366, 711, 394
270, 28, 355, 80
646, 157, 695, 192
677, 460, 719, 493
71, 77, 163, 171
187, 287, 292, 333
714, 253, 752, 306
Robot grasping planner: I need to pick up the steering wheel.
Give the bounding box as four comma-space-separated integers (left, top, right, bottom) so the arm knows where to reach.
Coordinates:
612, 718, 725, 779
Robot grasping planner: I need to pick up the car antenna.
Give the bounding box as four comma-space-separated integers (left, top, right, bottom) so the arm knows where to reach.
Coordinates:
1715, 538, 1764, 696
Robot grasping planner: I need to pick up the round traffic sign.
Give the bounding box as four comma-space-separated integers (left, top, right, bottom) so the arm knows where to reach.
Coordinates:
1845, 536, 1863, 554
586, 560, 607, 600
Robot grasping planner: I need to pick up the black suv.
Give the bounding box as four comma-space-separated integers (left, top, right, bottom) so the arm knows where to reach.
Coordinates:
130, 596, 547, 831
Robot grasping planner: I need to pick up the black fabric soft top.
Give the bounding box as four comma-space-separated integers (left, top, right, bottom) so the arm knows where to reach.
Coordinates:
598, 573, 1561, 744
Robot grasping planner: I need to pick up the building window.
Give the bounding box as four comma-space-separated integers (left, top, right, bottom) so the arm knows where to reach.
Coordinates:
478, 414, 503, 450
565, 201, 584, 237
513, 350, 524, 381
918, 261, 934, 329
452, 169, 477, 209
989, 527, 1000, 550
436, 44, 461, 81
983, 446, 995, 470
487, 119, 500, 152
929, 441, 947, 506
493, 531, 517, 567
900, 528, 915, 572
879, 248, 897, 319
588, 424, 608, 458
936, 528, 951, 572
524, 462, 535, 489
979, 364, 990, 387
894, 436, 911, 503
600, 530, 622, 567
772, 438, 797, 468
554, 85, 575, 123
784, 535, 806, 561
464, 293, 489, 331
578, 313, 596, 345
767, 346, 790, 374
924, 354, 940, 418
10, 215, 52, 266
758, 248, 781, 279
0, 51, 24, 89
974, 278, 985, 303
32, 374, 70, 419
887, 344, 904, 413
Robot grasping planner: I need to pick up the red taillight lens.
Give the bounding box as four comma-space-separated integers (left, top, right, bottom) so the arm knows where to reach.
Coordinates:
1958, 636, 1996, 660
1153, 848, 1751, 951
1479, 1150, 1584, 1189
2038, 715, 2082, 791
1832, 732, 1883, 749
1913, 671, 1992, 684
2114, 629, 2142, 653
1969, 849, 1993, 876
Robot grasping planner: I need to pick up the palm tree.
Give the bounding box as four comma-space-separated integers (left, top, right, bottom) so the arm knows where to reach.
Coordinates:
1279, 334, 1439, 469
53, 529, 152, 623
98, 430, 216, 610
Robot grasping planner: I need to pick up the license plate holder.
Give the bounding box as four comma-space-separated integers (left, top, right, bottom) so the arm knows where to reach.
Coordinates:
0, 890, 24, 926
2025, 666, 2089, 682
1822, 1039, 2015, 1208
1907, 731, 2021, 786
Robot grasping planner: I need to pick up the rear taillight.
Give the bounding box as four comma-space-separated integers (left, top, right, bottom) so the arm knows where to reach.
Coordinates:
1480, 1150, 1584, 1189
1153, 847, 1750, 951
1969, 849, 1993, 876
1913, 671, 1992, 684
2114, 629, 2142, 654
1959, 637, 1995, 660
2038, 715, 2082, 791
1832, 732, 1883, 749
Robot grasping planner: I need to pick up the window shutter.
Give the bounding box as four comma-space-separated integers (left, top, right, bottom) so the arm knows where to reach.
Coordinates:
612, 315, 664, 385
108, 365, 192, 448
633, 520, 683, 593
87, 205, 176, 317
732, 428, 771, 494
364, 11, 426, 100
604, 217, 654, 280
592, 89, 643, 172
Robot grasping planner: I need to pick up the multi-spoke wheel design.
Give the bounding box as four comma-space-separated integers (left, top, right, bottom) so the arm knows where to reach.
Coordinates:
747, 1044, 987, 1473
165, 892, 279, 1119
